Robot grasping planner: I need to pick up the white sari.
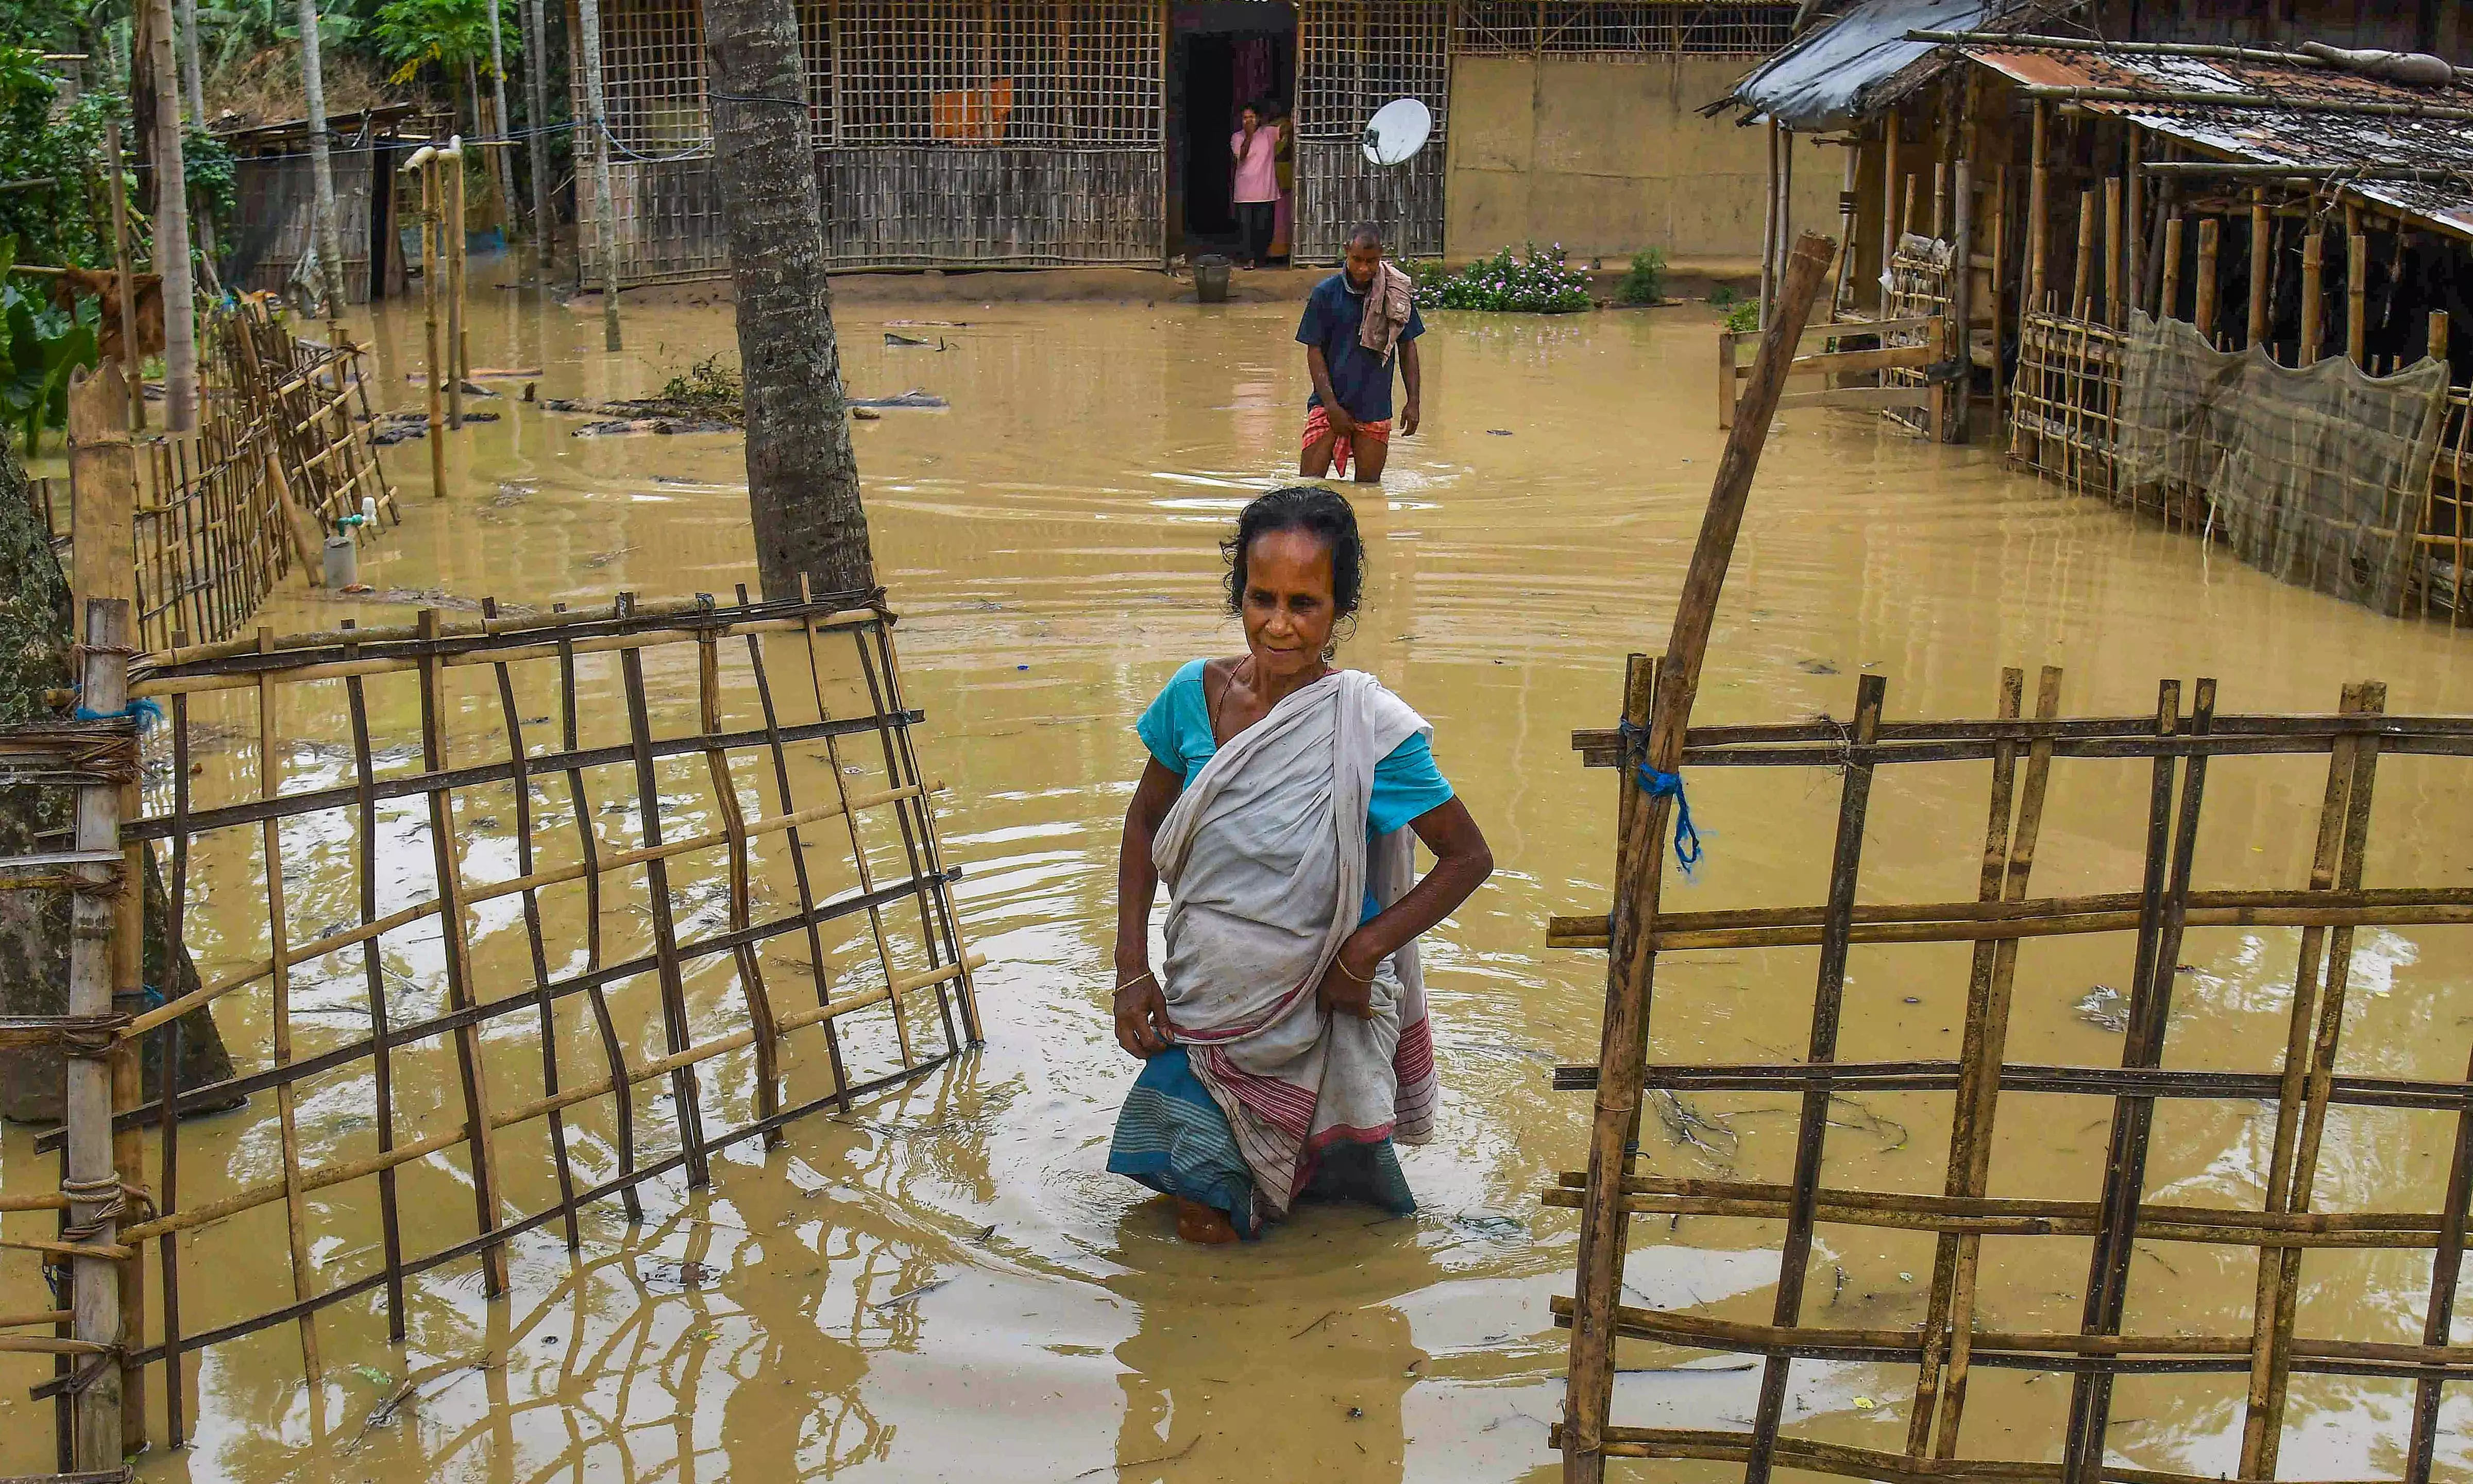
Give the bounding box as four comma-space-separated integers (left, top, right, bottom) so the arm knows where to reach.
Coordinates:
1151, 669, 1441, 1218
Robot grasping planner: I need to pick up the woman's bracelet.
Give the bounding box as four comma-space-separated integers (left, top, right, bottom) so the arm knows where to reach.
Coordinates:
1114, 969, 1157, 995
1334, 957, 1377, 985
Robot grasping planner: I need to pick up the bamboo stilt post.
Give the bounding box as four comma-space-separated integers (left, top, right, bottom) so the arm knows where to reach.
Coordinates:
65, 599, 130, 1474
1933, 164, 1947, 243
406, 149, 446, 498
2072, 189, 2094, 319
1902, 173, 1919, 246
2300, 230, 2324, 364
2348, 232, 2368, 369
1988, 165, 2007, 431
447, 140, 466, 432
1952, 153, 1974, 442
1760, 118, 1779, 329
2028, 100, 2049, 311
255, 627, 320, 1383
2103, 177, 2123, 327
1883, 118, 1901, 314
1559, 231, 1839, 1484
2125, 132, 2143, 312
2195, 218, 2219, 339
2249, 193, 2271, 348
2429, 308, 2449, 366
2161, 216, 2183, 321
1779, 127, 1794, 293
576, 0, 624, 351
103, 122, 142, 432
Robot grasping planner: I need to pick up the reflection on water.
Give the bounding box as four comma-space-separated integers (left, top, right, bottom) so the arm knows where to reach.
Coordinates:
6, 257, 2471, 1481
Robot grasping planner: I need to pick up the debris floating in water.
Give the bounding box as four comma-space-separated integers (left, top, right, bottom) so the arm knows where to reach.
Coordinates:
2075, 984, 2131, 1033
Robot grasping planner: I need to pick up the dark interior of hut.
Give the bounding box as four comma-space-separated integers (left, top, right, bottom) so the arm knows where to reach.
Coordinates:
1165, 4, 1295, 263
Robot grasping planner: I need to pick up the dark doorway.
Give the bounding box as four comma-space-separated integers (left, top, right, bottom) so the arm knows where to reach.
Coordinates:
1166, 2, 1295, 263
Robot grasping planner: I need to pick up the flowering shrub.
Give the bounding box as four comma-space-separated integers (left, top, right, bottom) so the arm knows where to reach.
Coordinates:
1412, 243, 1593, 313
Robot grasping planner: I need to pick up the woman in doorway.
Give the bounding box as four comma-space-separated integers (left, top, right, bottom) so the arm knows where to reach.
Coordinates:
1230, 100, 1281, 269
1105, 487, 1494, 1243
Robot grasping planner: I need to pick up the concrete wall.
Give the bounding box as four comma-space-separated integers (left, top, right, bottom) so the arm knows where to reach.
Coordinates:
1444, 54, 1844, 267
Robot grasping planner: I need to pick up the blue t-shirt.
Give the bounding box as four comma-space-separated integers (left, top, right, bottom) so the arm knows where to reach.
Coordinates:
1296, 272, 1426, 423
1137, 659, 1452, 923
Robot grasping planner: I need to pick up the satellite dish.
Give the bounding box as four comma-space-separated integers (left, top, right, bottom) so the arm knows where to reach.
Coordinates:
1362, 98, 1432, 167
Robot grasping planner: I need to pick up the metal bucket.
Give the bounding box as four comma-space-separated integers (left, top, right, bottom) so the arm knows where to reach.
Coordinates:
1195, 255, 1232, 304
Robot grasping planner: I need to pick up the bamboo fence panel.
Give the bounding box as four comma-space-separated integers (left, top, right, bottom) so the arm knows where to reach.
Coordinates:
14, 592, 980, 1449
1543, 664, 2473, 1484
1294, 0, 1449, 262
2008, 309, 2123, 501
126, 412, 290, 655
1881, 232, 1953, 437
211, 298, 402, 536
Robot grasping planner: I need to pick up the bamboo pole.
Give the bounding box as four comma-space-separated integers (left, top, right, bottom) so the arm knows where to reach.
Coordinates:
407, 149, 445, 497
1560, 231, 1839, 1484
2300, 230, 2324, 364
1901, 173, 1918, 246
2161, 216, 2183, 321
102, 122, 142, 432
2125, 132, 2143, 313
1952, 153, 1973, 442
2072, 189, 2094, 319
2195, 218, 2219, 340
2249, 192, 2270, 348
2348, 232, 2368, 369
1882, 118, 1900, 315
253, 630, 319, 1381
2028, 101, 2048, 310
447, 140, 466, 433
2103, 177, 2123, 327
2429, 309, 2449, 366
64, 599, 130, 1474
1933, 164, 1947, 244
143, 0, 196, 432
1760, 118, 1778, 329
484, 0, 516, 225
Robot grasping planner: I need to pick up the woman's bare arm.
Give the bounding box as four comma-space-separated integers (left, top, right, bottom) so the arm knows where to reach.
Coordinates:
1112, 757, 1183, 1056
1320, 796, 1494, 1018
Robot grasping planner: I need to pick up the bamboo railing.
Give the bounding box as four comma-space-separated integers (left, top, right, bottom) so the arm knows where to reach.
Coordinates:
1543, 665, 2473, 1484
14, 589, 979, 1454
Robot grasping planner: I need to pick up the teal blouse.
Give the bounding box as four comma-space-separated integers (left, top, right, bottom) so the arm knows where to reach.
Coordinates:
1137, 660, 1453, 923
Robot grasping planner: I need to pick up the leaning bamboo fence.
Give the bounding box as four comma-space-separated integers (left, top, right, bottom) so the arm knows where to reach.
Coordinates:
1544, 663, 2473, 1484
10, 589, 979, 1458
210, 298, 401, 536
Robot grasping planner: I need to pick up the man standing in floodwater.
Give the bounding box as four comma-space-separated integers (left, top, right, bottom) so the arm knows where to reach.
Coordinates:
1297, 223, 1423, 483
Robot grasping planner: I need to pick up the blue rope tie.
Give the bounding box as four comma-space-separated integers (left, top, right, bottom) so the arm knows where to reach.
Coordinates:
1618, 720, 1704, 877
75, 698, 164, 733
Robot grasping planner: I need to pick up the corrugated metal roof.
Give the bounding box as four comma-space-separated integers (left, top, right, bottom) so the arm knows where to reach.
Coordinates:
1718, 0, 2051, 130
1964, 46, 2473, 237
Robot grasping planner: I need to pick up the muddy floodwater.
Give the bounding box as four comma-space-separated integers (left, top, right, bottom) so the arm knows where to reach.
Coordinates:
7, 262, 2472, 1483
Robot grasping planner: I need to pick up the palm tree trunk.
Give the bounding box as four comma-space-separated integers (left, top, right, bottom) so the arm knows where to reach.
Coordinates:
523, 0, 552, 262
574, 0, 623, 350
701, 0, 872, 597
484, 0, 516, 229
144, 0, 197, 431
297, 0, 349, 316
175, 0, 205, 123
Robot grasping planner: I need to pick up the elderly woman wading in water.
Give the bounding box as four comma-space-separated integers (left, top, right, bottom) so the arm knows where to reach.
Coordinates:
1106, 487, 1494, 1243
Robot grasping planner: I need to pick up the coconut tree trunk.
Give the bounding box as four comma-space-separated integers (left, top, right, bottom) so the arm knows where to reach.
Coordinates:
574, 0, 623, 350
485, 0, 517, 229
523, 0, 552, 261
702, 0, 873, 598
143, 0, 197, 431
0, 442, 236, 1121
175, 0, 205, 123
297, 0, 350, 316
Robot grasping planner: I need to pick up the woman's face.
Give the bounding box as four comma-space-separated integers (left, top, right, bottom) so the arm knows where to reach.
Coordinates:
1241, 107, 1260, 130
1239, 528, 1339, 682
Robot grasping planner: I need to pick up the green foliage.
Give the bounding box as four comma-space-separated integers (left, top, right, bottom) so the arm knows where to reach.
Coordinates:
0, 240, 101, 456
0, 48, 118, 271
1615, 248, 1666, 307
659, 354, 743, 417
1707, 284, 1739, 306
1723, 298, 1759, 334
372, 0, 518, 86
1413, 243, 1593, 314
197, 0, 365, 77
183, 126, 238, 243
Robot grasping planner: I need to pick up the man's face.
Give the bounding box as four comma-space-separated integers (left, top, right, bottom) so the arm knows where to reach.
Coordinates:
1344, 241, 1383, 288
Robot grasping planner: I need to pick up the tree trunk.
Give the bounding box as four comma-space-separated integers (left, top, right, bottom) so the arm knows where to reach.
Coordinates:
175, 0, 204, 124
297, 0, 350, 316
523, 0, 552, 262
575, 0, 623, 351
0, 445, 236, 1122
144, 0, 197, 432
484, 0, 516, 230
702, 0, 874, 599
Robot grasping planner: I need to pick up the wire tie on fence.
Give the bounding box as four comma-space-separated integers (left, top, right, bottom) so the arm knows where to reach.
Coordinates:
1617, 719, 1703, 877
60, 1348, 127, 1397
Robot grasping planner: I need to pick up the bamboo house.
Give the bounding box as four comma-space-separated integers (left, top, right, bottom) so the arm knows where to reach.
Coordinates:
1716, 0, 2473, 624
572, 0, 1810, 282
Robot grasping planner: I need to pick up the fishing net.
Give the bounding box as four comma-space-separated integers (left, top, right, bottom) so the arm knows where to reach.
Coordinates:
2115, 311, 2447, 614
